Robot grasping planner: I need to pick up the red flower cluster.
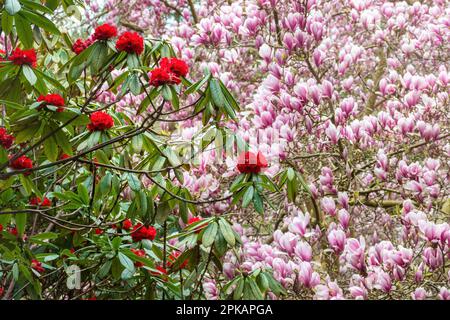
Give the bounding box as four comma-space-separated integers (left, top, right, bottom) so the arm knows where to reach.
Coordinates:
37, 94, 65, 112
87, 111, 114, 132
95, 228, 103, 235
168, 251, 188, 269
93, 23, 117, 41
131, 223, 156, 242
9, 155, 33, 175
131, 249, 146, 267
31, 259, 45, 273
0, 128, 14, 149
160, 57, 189, 77
9, 48, 37, 67
236, 151, 268, 174
187, 216, 206, 234
29, 196, 51, 207
72, 38, 93, 55
149, 57, 189, 87
116, 31, 144, 55
122, 219, 133, 230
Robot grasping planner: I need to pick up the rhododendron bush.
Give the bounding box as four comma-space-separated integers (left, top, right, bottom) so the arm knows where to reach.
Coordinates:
0, 0, 449, 301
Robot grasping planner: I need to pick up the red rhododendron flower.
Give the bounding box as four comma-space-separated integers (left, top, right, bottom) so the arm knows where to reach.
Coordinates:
187, 216, 206, 233
0, 128, 14, 149
236, 151, 268, 174
8, 226, 18, 236
93, 23, 117, 41
31, 259, 45, 273
72, 38, 93, 55
115, 31, 144, 55
29, 196, 51, 207
60, 153, 70, 160
87, 111, 114, 132
149, 265, 168, 277
131, 248, 146, 267
149, 67, 181, 87
160, 57, 189, 77
131, 223, 156, 242
9, 155, 33, 175
9, 48, 37, 67
122, 219, 133, 230
37, 94, 65, 112
168, 251, 188, 269
95, 228, 103, 235
0, 286, 4, 297
0, 224, 3, 232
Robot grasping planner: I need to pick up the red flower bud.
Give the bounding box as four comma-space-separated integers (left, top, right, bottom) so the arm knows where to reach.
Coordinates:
0, 128, 14, 149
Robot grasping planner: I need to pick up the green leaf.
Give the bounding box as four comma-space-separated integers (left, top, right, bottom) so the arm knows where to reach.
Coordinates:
15, 213, 27, 236
162, 85, 173, 101
218, 218, 235, 247
118, 251, 135, 273
77, 183, 89, 205
43, 135, 58, 162
127, 173, 141, 192
2, 10, 14, 35
14, 15, 33, 48
210, 78, 224, 108
5, 0, 21, 15
19, 10, 60, 35
202, 222, 218, 247
253, 191, 264, 214
22, 64, 37, 86
19, 174, 34, 195
242, 185, 254, 208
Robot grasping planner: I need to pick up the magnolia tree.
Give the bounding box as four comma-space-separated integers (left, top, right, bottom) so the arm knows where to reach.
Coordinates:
0, 0, 449, 301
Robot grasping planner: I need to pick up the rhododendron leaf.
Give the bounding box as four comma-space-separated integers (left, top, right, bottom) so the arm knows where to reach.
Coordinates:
128, 73, 141, 96
232, 277, 245, 300
12, 263, 19, 281
19, 174, 34, 195
5, 0, 21, 15
202, 222, 218, 247
127, 53, 140, 69
118, 251, 135, 273
170, 86, 179, 110
163, 148, 181, 167
242, 185, 254, 208
20, 9, 60, 35
218, 218, 235, 247
43, 136, 58, 162
210, 78, 224, 109
14, 15, 33, 48
33, 69, 65, 92
21, 0, 54, 14
127, 173, 141, 191
98, 260, 112, 279
185, 74, 210, 95
1, 10, 14, 35
162, 84, 173, 101
219, 80, 240, 111
15, 213, 27, 237
253, 191, 264, 214
22, 65, 37, 85
30, 232, 58, 241
86, 131, 101, 148
77, 183, 89, 205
